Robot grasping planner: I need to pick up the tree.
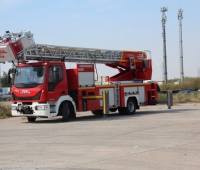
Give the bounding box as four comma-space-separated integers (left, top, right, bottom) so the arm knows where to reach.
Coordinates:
0, 71, 10, 87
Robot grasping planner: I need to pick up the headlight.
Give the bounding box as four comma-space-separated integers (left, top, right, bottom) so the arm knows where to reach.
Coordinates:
12, 106, 17, 110
35, 105, 48, 110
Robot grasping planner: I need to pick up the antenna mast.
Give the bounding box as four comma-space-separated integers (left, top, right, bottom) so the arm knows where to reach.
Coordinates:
161, 6, 168, 83
178, 8, 184, 82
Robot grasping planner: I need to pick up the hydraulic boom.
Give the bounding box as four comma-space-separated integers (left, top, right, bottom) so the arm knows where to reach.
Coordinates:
0, 30, 152, 81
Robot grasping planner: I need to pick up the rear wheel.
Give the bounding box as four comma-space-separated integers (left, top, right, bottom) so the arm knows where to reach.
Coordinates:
118, 98, 136, 115
127, 98, 136, 114
62, 102, 69, 122
109, 108, 117, 112
118, 107, 125, 115
27, 117, 36, 122
91, 110, 103, 115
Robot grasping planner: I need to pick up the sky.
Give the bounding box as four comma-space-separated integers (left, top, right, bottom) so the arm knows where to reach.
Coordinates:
0, 0, 199, 81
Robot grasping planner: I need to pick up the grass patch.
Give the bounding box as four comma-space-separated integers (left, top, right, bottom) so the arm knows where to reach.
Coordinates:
160, 77, 200, 91
0, 103, 11, 119
158, 93, 167, 100
159, 77, 200, 103
158, 91, 200, 104
173, 92, 200, 103
0, 97, 11, 102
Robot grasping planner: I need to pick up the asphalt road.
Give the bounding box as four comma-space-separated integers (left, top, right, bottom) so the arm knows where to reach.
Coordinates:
0, 103, 200, 170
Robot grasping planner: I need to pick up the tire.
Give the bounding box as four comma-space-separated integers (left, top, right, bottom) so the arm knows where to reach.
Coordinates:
69, 103, 76, 119
27, 117, 36, 122
109, 108, 117, 112
69, 111, 76, 118
91, 110, 103, 115
62, 102, 69, 122
118, 98, 136, 115
118, 107, 125, 115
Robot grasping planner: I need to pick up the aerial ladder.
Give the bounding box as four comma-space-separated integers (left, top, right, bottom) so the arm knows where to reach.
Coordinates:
0, 30, 152, 82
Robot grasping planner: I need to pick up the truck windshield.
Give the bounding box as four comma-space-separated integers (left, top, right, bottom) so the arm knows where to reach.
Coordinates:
14, 66, 45, 88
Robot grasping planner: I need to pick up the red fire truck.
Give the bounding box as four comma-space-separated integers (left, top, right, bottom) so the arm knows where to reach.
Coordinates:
0, 31, 158, 122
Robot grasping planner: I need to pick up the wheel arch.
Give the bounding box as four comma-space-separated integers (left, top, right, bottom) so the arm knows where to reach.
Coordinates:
55, 96, 76, 116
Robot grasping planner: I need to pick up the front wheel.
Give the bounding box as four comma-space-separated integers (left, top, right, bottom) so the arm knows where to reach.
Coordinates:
27, 117, 36, 122
62, 102, 69, 122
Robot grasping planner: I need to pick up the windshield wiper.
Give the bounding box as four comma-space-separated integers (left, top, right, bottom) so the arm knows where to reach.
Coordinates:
24, 82, 39, 84
14, 82, 39, 87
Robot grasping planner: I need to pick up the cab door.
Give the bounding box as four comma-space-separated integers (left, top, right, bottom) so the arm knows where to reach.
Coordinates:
47, 65, 67, 102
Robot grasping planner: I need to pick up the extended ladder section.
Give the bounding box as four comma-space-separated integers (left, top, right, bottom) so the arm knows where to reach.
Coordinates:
0, 30, 153, 81
20, 44, 123, 64
0, 31, 123, 64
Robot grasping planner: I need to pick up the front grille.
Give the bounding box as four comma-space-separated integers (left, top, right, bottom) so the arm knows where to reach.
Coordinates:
13, 91, 41, 101
22, 102, 32, 105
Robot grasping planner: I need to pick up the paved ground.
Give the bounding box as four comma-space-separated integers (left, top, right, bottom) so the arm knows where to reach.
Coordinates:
0, 103, 200, 170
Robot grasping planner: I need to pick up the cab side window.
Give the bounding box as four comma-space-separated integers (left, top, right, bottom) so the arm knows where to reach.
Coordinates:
56, 66, 63, 82
48, 66, 63, 83
48, 67, 53, 83
48, 66, 63, 91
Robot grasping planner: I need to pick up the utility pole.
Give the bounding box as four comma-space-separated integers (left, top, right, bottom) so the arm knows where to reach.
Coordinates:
161, 7, 168, 83
162, 62, 164, 81
178, 8, 184, 82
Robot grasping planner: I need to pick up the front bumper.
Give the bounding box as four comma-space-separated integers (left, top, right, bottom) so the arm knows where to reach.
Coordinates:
12, 102, 51, 117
